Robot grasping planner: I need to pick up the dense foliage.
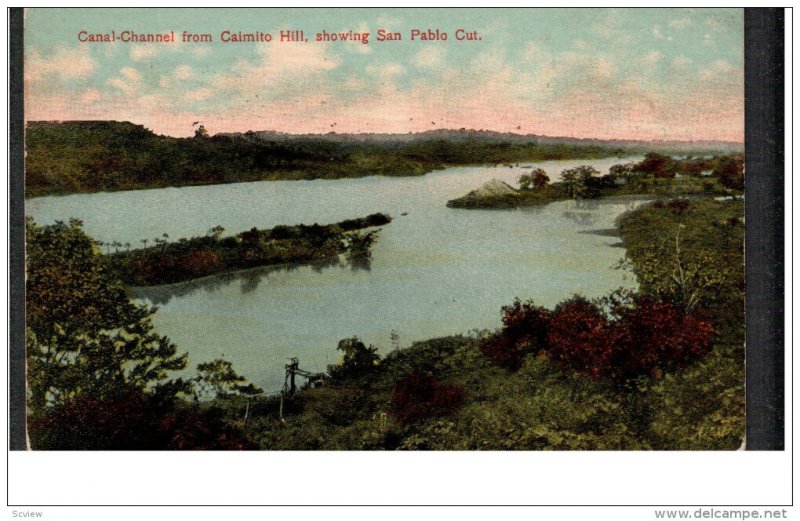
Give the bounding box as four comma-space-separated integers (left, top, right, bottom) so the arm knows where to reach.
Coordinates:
25, 218, 189, 414
391, 373, 466, 425
106, 213, 391, 286
447, 153, 743, 209
547, 295, 713, 383
25, 121, 625, 196
26, 218, 262, 449
195, 359, 264, 400
617, 198, 744, 345
479, 299, 549, 370
480, 294, 713, 383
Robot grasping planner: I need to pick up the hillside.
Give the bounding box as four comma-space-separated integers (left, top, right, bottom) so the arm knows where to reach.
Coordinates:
220, 128, 743, 154
25, 120, 741, 197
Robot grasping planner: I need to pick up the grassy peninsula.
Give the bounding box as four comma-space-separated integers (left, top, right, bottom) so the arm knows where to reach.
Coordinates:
103, 213, 391, 286
447, 153, 743, 208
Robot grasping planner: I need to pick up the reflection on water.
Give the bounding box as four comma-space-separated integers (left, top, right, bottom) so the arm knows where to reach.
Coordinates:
347, 252, 373, 272
131, 253, 367, 306
562, 210, 597, 226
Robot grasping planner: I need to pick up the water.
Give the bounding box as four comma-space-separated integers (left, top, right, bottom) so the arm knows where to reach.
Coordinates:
26, 158, 646, 391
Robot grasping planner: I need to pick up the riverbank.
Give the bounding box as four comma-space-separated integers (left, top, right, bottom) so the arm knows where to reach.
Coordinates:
106, 213, 391, 286
25, 121, 743, 197
447, 153, 743, 209
25, 121, 629, 197
447, 175, 735, 209
195, 196, 745, 450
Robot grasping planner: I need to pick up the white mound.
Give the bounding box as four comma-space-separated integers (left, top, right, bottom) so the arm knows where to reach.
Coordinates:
465, 179, 518, 198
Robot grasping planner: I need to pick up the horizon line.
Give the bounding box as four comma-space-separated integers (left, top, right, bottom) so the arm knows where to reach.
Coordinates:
25, 119, 746, 146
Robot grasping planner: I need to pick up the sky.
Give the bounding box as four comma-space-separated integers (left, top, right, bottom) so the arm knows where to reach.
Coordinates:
24, 8, 744, 142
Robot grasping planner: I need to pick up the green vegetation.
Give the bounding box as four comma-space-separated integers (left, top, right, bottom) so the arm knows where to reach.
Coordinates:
104, 213, 391, 286
248, 199, 744, 450
617, 197, 745, 448
26, 121, 629, 197
447, 153, 743, 209
240, 196, 743, 450
25, 218, 190, 413
25, 146, 744, 450
26, 217, 264, 449
617, 197, 744, 353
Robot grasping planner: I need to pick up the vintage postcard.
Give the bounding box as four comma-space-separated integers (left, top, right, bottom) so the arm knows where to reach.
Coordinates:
21, 7, 747, 450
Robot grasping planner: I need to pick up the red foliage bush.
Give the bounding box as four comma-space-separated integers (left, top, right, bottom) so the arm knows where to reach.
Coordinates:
391, 373, 466, 425
607, 297, 714, 382
480, 299, 550, 370
483, 294, 714, 384
546, 297, 612, 379
28, 391, 256, 450
180, 249, 220, 276
545, 296, 713, 383
665, 199, 690, 214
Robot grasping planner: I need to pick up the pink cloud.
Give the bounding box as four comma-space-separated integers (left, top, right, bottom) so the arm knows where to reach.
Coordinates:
25, 45, 95, 82
24, 40, 742, 143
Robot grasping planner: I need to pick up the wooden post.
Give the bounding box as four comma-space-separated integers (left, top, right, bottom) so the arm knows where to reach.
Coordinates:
290, 361, 297, 396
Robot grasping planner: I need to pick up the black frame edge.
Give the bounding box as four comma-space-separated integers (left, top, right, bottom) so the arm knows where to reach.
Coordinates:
9, 7, 27, 451
744, 7, 786, 451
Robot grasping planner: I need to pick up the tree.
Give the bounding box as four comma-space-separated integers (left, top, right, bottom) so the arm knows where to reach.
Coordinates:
532, 169, 550, 189
713, 155, 744, 190
194, 359, 263, 400
560, 166, 599, 199
635, 153, 677, 178
25, 218, 189, 415
327, 336, 381, 381
194, 124, 210, 139
208, 225, 226, 239
609, 162, 634, 178
519, 168, 549, 190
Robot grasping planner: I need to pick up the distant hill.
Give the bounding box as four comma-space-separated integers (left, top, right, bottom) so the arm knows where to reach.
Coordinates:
218, 128, 742, 154
25, 120, 742, 197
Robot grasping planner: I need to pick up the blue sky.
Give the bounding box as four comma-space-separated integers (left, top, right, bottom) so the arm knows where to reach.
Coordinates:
24, 8, 744, 141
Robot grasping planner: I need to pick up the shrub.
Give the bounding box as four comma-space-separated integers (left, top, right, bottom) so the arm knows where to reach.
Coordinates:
180, 249, 220, 277
28, 390, 256, 450
713, 155, 744, 190
546, 295, 713, 383
480, 299, 550, 370
546, 297, 612, 379
609, 297, 714, 382
665, 199, 690, 214
391, 373, 466, 425
483, 293, 715, 384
